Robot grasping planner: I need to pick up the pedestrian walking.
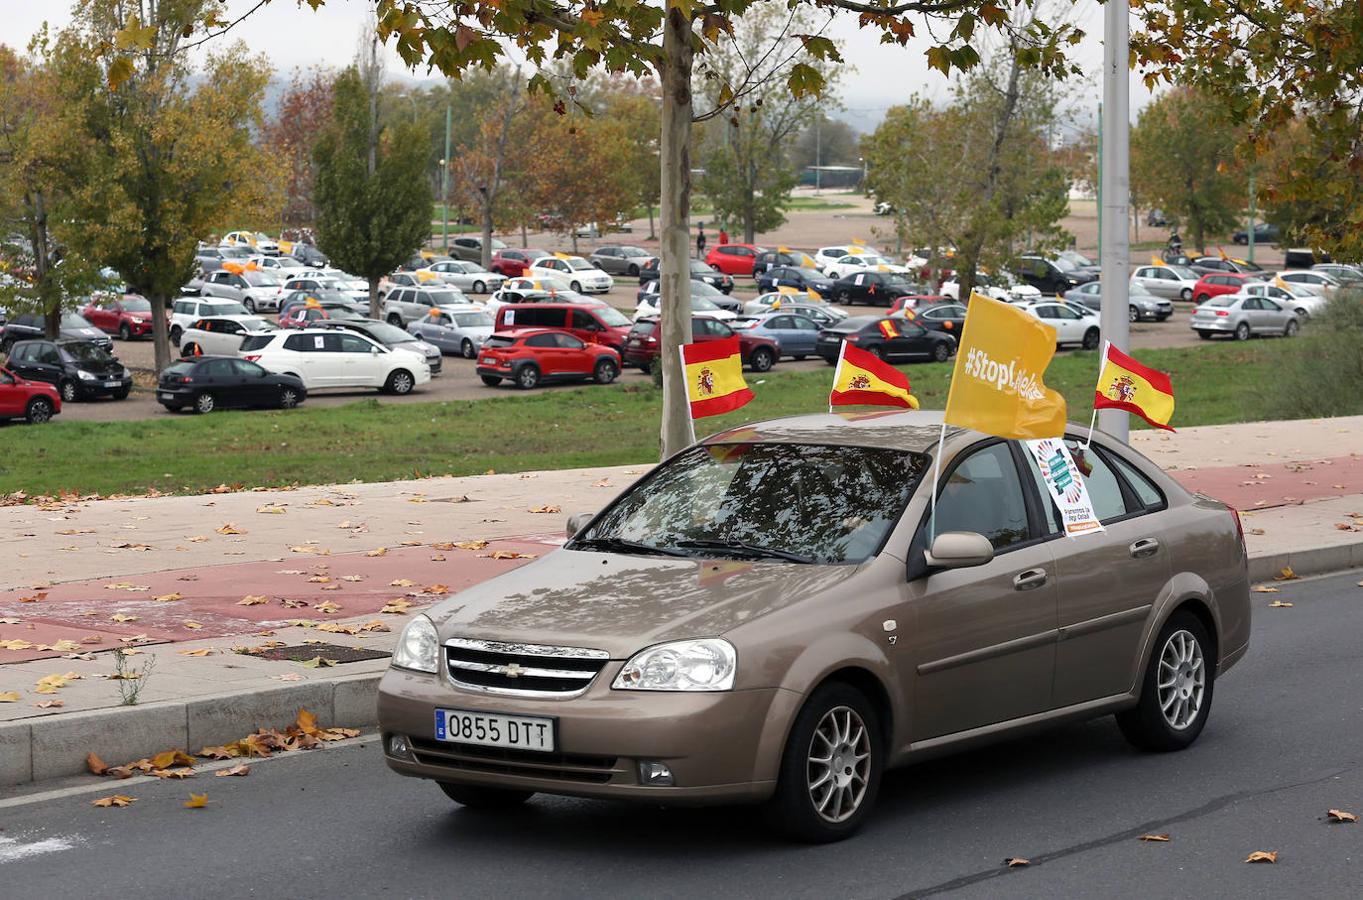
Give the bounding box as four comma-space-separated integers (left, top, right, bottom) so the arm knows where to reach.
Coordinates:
719, 227, 729, 245
696, 223, 707, 258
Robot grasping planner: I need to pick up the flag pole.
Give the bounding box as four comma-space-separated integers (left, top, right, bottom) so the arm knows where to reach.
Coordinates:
1087, 339, 1111, 448
829, 339, 848, 414
929, 420, 946, 545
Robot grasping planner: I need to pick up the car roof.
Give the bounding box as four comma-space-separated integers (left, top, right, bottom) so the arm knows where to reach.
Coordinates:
489, 327, 566, 338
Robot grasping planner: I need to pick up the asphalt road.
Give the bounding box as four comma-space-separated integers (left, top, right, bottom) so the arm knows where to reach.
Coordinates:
4, 570, 1362, 898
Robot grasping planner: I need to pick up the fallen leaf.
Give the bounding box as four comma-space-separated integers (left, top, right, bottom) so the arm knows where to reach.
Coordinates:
216, 523, 244, 535
0, 639, 35, 650
450, 540, 487, 551
110, 542, 155, 551
300, 656, 338, 668
529, 504, 561, 514
0, 691, 22, 703
81, 634, 103, 644
307, 575, 331, 584
152, 592, 184, 603
178, 648, 214, 657
186, 535, 208, 543
1275, 567, 1299, 581
274, 673, 303, 682
150, 768, 196, 779
483, 550, 536, 560
1248, 528, 1265, 536
33, 699, 64, 708
280, 598, 307, 609
1004, 857, 1029, 868
390, 578, 417, 587
363, 547, 388, 557
87, 752, 110, 775
184, 793, 209, 809
35, 673, 70, 692
1251, 585, 1279, 593
360, 620, 391, 633
1138, 834, 1170, 842
198, 745, 240, 760
313, 600, 341, 614
1327, 809, 1358, 823
93, 795, 136, 808
110, 614, 139, 623
183, 621, 204, 630
238, 595, 269, 606
1269, 600, 1294, 608
256, 505, 287, 515
17, 591, 48, 603
290, 545, 320, 554
420, 584, 450, 594
1244, 850, 1278, 864
215, 763, 250, 777
340, 575, 364, 582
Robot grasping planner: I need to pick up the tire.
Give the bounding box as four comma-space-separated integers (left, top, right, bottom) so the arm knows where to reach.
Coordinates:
112, 388, 129, 401
59, 380, 78, 403
278, 386, 301, 409
1128, 305, 1140, 323
244, 297, 256, 314
438, 782, 534, 810
385, 369, 415, 395
170, 326, 183, 346
1180, 288, 1192, 301
627, 264, 639, 277
118, 323, 132, 341
461, 339, 476, 359
514, 365, 540, 390
764, 682, 883, 843
1293, 309, 1309, 323
932, 341, 950, 362
1194, 293, 1209, 304
1196, 330, 1212, 340
1285, 319, 1300, 337
570, 281, 582, 293
25, 397, 53, 424
472, 280, 485, 294
1234, 321, 1250, 341
181, 343, 200, 358
749, 347, 775, 373
193, 392, 215, 414
837, 290, 852, 305
593, 358, 618, 384
387, 314, 404, 327
1115, 611, 1215, 752
1082, 327, 1101, 351
479, 375, 501, 386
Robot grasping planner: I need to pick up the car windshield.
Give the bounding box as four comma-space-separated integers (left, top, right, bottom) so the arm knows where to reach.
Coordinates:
363, 322, 415, 343
596, 307, 631, 327
1169, 266, 1198, 280
425, 290, 466, 306
206, 302, 249, 316
61, 313, 96, 329
690, 281, 724, 298
575, 443, 928, 565
453, 312, 493, 327
61, 342, 114, 363
691, 297, 720, 311
241, 319, 273, 332
120, 297, 152, 312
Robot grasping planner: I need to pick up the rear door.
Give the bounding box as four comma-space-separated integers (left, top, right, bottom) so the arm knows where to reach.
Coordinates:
0, 369, 23, 417
782, 315, 820, 356
553, 333, 591, 374
333, 332, 377, 385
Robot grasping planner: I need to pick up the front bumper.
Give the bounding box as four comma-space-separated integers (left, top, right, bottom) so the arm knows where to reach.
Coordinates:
378, 667, 797, 804
77, 374, 132, 397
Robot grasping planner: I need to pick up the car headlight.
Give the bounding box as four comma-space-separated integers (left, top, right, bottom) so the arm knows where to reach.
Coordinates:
612, 638, 736, 691
121, 367, 132, 378
392, 615, 439, 673
77, 369, 97, 381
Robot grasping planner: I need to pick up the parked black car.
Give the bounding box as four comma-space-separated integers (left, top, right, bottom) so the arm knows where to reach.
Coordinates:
636, 257, 735, 293
815, 315, 956, 364
1010, 255, 1097, 293
289, 242, 329, 268
157, 356, 307, 414
911, 301, 968, 335
829, 271, 920, 306
636, 279, 744, 314
5, 339, 132, 402
1, 313, 112, 353
756, 266, 836, 299
1232, 222, 1279, 245
752, 249, 813, 277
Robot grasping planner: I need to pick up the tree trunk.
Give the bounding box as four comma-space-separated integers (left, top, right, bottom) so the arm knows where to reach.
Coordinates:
368, 277, 382, 320
520, 222, 528, 247
150, 291, 171, 373
481, 202, 495, 270
657, 8, 696, 458
647, 204, 656, 241
28, 191, 58, 340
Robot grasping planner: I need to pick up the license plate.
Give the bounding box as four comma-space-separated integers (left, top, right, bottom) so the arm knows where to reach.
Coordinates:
104, 381, 121, 388
158, 392, 173, 400
435, 708, 555, 752
480, 356, 497, 364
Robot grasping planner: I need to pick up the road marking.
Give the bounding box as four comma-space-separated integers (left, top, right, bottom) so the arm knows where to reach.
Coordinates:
0, 835, 78, 865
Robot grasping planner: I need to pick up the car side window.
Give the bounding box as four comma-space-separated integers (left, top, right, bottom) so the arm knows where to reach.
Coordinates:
284, 334, 311, 351
927, 442, 1030, 551
39, 346, 61, 365
1106, 452, 1166, 510
337, 333, 372, 353
555, 333, 585, 349
1262, 298, 1282, 311
525, 333, 556, 348
571, 310, 600, 330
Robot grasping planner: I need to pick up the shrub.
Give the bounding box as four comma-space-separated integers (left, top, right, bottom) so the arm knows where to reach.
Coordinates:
1273, 288, 1363, 419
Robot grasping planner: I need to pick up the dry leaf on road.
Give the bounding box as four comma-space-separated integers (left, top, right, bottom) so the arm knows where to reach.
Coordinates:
1274, 567, 1300, 581
238, 595, 268, 606
1138, 834, 1170, 842
1327, 809, 1358, 823
0, 691, 20, 703
110, 614, 139, 623
529, 505, 561, 514
483, 550, 537, 560
1244, 851, 1278, 864
256, 505, 287, 515
184, 793, 209, 809
1269, 600, 1294, 608
300, 656, 338, 668
153, 592, 184, 603
313, 601, 341, 614
183, 621, 204, 630
179, 648, 214, 657
1250, 585, 1279, 593
1003, 857, 1029, 868
34, 699, 64, 708
93, 795, 136, 808
216, 763, 250, 777
216, 523, 245, 535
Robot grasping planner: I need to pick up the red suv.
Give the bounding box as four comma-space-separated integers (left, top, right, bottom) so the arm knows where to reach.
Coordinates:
623, 315, 778, 373
493, 303, 634, 354
0, 366, 61, 424
1192, 272, 1255, 304
489, 248, 552, 278
476, 328, 621, 390
82, 295, 156, 340
705, 244, 766, 276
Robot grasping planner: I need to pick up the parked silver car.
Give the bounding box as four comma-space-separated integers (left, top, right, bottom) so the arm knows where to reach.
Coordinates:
449, 235, 506, 263
589, 245, 654, 277
407, 306, 495, 358
1189, 292, 1300, 340
383, 285, 474, 327
420, 260, 504, 294
197, 269, 287, 313
1130, 264, 1200, 301
1065, 280, 1173, 322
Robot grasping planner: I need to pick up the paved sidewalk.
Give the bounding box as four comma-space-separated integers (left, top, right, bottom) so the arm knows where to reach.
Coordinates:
2, 417, 1361, 786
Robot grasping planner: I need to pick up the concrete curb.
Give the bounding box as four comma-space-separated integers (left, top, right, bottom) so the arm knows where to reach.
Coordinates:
0, 673, 380, 789
1247, 540, 1363, 583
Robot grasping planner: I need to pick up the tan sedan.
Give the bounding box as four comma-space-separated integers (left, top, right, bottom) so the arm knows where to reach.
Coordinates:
378, 411, 1251, 842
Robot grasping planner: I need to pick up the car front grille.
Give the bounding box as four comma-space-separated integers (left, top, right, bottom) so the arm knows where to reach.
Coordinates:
408, 737, 620, 784
444, 638, 610, 698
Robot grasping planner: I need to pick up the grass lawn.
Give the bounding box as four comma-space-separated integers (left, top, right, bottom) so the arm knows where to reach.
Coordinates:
786, 196, 858, 211
0, 338, 1337, 497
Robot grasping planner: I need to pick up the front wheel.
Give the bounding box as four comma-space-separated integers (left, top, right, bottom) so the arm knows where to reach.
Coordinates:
1082, 327, 1101, 351
932, 341, 950, 362
837, 290, 852, 305
1285, 319, 1300, 337
25, 397, 54, 424
244, 297, 256, 314
570, 281, 582, 293
749, 347, 775, 373
170, 326, 183, 346
278, 386, 302, 409
1180, 288, 1192, 301
385, 369, 415, 395
461, 339, 476, 359
59, 380, 78, 403
118, 323, 132, 341
193, 392, 215, 414
479, 375, 501, 386
593, 358, 618, 384
515, 365, 540, 390
1115, 611, 1214, 752
181, 342, 200, 358
386, 314, 404, 327
1194, 293, 1209, 304
438, 782, 534, 810
626, 264, 639, 277
1128, 305, 1140, 323
765, 682, 883, 843
1196, 330, 1212, 340
472, 280, 485, 294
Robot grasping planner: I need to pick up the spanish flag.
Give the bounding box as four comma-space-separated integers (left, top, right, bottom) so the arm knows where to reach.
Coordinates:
878, 319, 899, 339
1093, 342, 1175, 431
830, 342, 919, 410
682, 336, 753, 419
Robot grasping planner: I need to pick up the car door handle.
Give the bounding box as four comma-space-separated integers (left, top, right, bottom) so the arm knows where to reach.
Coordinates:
1013, 569, 1048, 591
1130, 538, 1161, 559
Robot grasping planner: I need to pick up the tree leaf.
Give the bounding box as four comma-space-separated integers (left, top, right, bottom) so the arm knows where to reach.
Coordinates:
93, 794, 136, 807
0, 691, 19, 703
1244, 850, 1278, 863
183, 793, 209, 809
1138, 833, 1170, 842
1327, 808, 1358, 823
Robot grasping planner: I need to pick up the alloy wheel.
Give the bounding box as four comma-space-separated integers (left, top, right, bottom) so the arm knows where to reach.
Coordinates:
279, 388, 299, 409
1157, 629, 1205, 730
195, 392, 215, 414
27, 399, 52, 424
1128, 305, 1139, 323
60, 380, 77, 403
473, 280, 485, 293
807, 706, 871, 824
391, 371, 414, 394
461, 339, 475, 359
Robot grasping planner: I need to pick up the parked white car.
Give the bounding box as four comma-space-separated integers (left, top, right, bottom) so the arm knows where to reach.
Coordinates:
821, 253, 913, 280
813, 245, 872, 271
177, 316, 277, 357
238, 328, 431, 394
220, 231, 279, 256
941, 273, 1040, 304
1243, 280, 1327, 319
1021, 300, 1101, 349
197, 268, 288, 314
633, 294, 736, 322
417, 259, 505, 294
247, 255, 307, 276
169, 298, 252, 345
1275, 270, 1339, 297
1130, 264, 1201, 301
525, 255, 613, 293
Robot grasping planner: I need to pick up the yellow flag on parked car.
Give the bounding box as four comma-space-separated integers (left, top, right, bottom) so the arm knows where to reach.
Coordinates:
943, 293, 1067, 440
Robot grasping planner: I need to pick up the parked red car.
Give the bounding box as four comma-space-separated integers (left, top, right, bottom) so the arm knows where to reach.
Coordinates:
623, 315, 779, 373
489, 248, 552, 278
0, 366, 61, 424
493, 303, 634, 354
1192, 272, 1255, 304
705, 244, 766, 277
82, 295, 156, 340
475, 328, 621, 390
888, 293, 947, 316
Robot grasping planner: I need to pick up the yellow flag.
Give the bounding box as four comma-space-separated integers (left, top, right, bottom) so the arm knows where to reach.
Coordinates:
1150, 254, 1163, 266
944, 294, 1067, 440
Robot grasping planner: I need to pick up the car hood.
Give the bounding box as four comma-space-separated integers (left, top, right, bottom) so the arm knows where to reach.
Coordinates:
62, 328, 106, 340
426, 549, 859, 657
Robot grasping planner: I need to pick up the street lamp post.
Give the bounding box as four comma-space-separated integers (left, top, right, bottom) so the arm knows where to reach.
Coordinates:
441, 104, 451, 253
1247, 172, 1256, 265
1098, 0, 1131, 443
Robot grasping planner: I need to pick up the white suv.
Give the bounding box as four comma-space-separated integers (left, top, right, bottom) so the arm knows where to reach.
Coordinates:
239, 328, 431, 394
525, 255, 614, 293
170, 298, 252, 345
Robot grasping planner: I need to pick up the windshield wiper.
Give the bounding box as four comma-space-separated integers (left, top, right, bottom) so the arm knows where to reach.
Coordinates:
572, 537, 692, 558
673, 539, 816, 564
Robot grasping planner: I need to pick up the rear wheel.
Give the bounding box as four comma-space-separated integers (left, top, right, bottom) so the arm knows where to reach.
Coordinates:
479, 375, 501, 386
570, 281, 583, 293
472, 280, 485, 294
1116, 611, 1214, 752
627, 264, 639, 277
515, 365, 540, 389
25, 397, 53, 424
1082, 327, 1101, 350
438, 782, 534, 810
1285, 319, 1300, 337
59, 380, 77, 403
749, 347, 775, 373
1194, 293, 1210, 304
932, 341, 951, 362
278, 386, 301, 409
765, 682, 883, 843
386, 314, 403, 327
1234, 321, 1250, 341
461, 339, 476, 359
1128, 305, 1140, 323
593, 358, 619, 384
170, 326, 183, 346
193, 392, 215, 414
385, 369, 415, 395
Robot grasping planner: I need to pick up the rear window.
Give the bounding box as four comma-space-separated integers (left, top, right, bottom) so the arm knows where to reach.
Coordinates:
485, 336, 517, 348
630, 321, 657, 336
240, 334, 275, 351
163, 361, 196, 376
1208, 295, 1236, 307
596, 308, 631, 327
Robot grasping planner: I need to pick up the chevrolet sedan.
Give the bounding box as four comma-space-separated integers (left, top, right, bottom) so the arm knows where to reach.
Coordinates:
378, 411, 1250, 842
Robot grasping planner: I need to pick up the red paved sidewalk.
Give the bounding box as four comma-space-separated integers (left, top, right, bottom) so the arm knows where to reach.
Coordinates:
1170, 453, 1363, 511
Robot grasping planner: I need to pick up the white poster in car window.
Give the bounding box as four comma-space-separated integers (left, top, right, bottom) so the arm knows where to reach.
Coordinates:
1023, 438, 1104, 537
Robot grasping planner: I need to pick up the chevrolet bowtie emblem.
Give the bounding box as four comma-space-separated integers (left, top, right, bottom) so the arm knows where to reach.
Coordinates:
501, 663, 526, 678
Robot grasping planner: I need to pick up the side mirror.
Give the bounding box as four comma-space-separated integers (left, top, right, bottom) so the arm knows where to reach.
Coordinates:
371, 347, 380, 355
565, 512, 595, 540
923, 532, 995, 570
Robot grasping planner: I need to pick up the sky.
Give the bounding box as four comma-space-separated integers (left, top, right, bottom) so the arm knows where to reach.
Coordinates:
0, 0, 1156, 133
